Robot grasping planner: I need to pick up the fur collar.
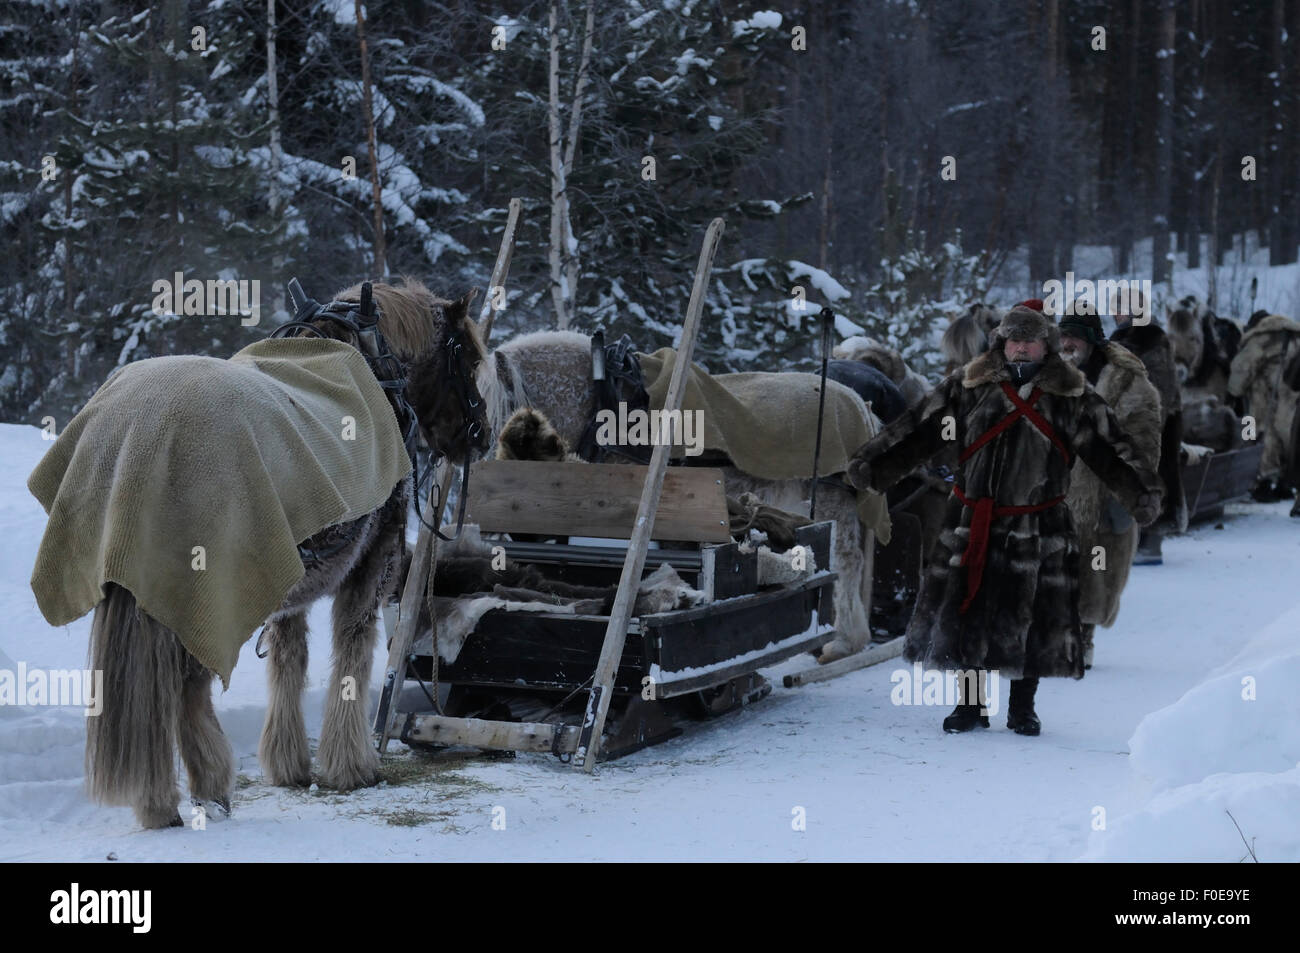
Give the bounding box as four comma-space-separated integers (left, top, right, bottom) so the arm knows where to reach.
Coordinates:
1101, 340, 1148, 378
1240, 313, 1300, 344
962, 348, 1085, 397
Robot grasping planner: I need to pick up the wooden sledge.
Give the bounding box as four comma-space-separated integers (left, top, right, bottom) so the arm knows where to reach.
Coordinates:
400, 461, 837, 761
1182, 444, 1264, 523
375, 217, 837, 764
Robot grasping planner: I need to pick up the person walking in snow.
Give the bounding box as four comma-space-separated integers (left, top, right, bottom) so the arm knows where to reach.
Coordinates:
847, 301, 1163, 735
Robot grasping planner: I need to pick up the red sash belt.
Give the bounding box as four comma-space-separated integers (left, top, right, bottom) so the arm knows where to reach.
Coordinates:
951, 382, 1071, 614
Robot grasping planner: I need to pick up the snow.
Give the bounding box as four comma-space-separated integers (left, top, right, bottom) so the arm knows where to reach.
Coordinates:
3, 419, 1299, 860
732, 11, 782, 38
786, 260, 851, 302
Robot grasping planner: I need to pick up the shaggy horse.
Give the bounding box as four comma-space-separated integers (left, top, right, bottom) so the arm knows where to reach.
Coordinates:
1169, 295, 1244, 450
71, 280, 488, 828
939, 303, 1000, 376
476, 330, 879, 662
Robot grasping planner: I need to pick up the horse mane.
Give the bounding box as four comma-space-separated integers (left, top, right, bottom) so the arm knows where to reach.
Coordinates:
331, 277, 487, 366
941, 308, 990, 369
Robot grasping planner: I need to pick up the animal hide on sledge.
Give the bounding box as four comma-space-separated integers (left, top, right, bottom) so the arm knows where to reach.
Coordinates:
27, 337, 412, 687
419, 562, 706, 664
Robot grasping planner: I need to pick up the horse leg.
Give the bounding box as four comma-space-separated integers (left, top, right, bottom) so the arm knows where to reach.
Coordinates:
177, 654, 235, 814
257, 612, 311, 787
817, 487, 874, 662
317, 524, 402, 791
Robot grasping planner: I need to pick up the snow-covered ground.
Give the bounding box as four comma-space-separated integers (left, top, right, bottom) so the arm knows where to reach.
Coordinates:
1, 420, 1297, 862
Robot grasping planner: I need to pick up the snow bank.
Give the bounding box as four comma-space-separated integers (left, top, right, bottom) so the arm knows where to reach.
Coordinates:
1081, 603, 1300, 861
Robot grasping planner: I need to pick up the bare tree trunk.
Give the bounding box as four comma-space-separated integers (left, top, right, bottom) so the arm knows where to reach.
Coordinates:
547, 0, 569, 329
1207, 139, 1222, 310
1152, 0, 1176, 286
355, 0, 386, 276
560, 1, 595, 325
267, 0, 284, 282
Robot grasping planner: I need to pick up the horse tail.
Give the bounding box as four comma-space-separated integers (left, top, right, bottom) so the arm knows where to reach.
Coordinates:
86, 582, 186, 827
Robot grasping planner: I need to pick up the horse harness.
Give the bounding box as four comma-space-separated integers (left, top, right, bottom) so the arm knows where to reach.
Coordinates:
270, 278, 481, 561
951, 381, 1071, 614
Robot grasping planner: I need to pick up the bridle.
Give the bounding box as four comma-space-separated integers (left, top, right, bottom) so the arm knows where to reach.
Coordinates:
270, 278, 483, 547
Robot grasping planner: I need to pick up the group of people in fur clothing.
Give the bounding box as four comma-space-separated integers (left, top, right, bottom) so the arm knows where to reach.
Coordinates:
847, 299, 1169, 736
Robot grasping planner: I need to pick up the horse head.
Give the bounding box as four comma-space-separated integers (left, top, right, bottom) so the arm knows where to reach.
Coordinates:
1168, 296, 1206, 385
332, 279, 490, 463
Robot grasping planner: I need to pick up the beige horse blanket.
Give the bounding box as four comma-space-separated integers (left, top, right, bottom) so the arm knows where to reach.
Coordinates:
637, 348, 889, 538
28, 338, 412, 687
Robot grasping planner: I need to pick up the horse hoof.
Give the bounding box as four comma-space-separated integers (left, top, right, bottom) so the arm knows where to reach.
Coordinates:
817, 639, 855, 664
320, 763, 380, 792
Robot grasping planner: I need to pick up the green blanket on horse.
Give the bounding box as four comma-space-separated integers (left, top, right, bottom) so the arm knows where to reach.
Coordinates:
28, 337, 411, 687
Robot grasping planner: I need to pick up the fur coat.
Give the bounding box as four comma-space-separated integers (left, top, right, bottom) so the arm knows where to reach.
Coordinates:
1111, 322, 1188, 533
1065, 343, 1163, 628
851, 348, 1161, 679
1228, 314, 1300, 482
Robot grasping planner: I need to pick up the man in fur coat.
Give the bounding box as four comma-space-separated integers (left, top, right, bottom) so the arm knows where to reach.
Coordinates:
1059, 308, 1163, 670
1111, 312, 1187, 563
1228, 313, 1300, 501
847, 301, 1162, 735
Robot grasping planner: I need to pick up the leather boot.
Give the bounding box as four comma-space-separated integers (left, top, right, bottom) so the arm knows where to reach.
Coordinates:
943, 704, 990, 733
1007, 677, 1041, 736
942, 669, 990, 733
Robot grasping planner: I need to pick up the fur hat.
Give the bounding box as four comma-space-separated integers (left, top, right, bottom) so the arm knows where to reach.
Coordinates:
1058, 305, 1104, 345
993, 300, 1060, 352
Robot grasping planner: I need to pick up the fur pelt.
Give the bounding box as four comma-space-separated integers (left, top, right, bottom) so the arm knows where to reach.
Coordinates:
852, 346, 1162, 679
1065, 342, 1162, 628
496, 407, 572, 461
833, 335, 930, 408
1228, 314, 1300, 482
1111, 321, 1188, 532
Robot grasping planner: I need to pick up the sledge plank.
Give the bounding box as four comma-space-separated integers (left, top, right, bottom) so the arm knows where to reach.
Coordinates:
403, 713, 578, 754
781, 636, 905, 688
467, 460, 730, 543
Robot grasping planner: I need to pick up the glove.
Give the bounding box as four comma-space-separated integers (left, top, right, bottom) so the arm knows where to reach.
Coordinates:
1132, 491, 1162, 527
848, 455, 873, 492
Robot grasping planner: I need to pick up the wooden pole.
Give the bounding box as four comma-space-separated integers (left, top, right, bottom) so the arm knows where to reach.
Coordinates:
572, 217, 725, 771
782, 636, 904, 688
373, 462, 450, 752
478, 198, 522, 343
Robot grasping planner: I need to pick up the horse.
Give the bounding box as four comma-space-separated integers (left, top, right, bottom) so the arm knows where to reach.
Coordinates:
67, 279, 489, 828
1168, 295, 1244, 450
939, 303, 999, 376
476, 329, 879, 662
